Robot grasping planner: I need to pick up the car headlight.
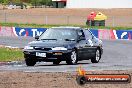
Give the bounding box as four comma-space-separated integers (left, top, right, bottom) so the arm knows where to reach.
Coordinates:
52, 47, 67, 50
24, 46, 34, 50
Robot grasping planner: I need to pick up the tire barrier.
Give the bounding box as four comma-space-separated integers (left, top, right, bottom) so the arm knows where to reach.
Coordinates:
0, 27, 15, 37
0, 26, 132, 40
13, 27, 47, 37
98, 29, 132, 40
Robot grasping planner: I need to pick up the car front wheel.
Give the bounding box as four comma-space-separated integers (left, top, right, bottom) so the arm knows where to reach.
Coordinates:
66, 50, 78, 65
25, 58, 36, 66
91, 49, 101, 63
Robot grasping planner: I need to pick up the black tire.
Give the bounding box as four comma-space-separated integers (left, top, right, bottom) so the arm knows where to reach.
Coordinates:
66, 50, 78, 65
53, 60, 61, 65
91, 49, 101, 63
25, 58, 36, 66
76, 76, 87, 85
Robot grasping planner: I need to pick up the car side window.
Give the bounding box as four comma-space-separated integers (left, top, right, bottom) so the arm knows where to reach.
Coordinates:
84, 30, 93, 40
77, 30, 85, 37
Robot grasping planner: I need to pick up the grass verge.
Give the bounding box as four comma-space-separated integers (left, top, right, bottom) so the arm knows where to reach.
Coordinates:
0, 48, 24, 62
0, 22, 132, 30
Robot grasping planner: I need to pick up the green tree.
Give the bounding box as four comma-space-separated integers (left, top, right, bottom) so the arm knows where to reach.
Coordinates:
29, 0, 52, 6
44, 0, 52, 6
0, 0, 9, 4
0, 0, 52, 6
20, 0, 30, 3
12, 0, 21, 3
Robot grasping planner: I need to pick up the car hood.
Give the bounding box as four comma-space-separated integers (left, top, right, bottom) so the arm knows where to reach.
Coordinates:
28, 40, 76, 48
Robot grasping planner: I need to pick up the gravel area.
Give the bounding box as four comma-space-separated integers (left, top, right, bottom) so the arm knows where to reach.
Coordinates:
0, 70, 131, 88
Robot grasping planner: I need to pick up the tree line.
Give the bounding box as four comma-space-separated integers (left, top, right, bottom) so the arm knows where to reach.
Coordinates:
0, 0, 52, 6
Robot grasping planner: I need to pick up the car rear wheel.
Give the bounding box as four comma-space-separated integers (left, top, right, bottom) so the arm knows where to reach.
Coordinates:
91, 49, 101, 63
53, 60, 61, 65
66, 50, 78, 65
25, 58, 36, 66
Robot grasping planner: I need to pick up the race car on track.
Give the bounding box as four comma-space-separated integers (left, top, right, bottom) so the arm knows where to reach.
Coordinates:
23, 26, 103, 66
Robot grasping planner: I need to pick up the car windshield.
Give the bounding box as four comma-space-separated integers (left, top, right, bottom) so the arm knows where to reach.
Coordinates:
39, 28, 77, 41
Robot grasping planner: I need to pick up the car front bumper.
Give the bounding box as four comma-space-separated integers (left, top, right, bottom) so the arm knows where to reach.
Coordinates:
23, 49, 72, 62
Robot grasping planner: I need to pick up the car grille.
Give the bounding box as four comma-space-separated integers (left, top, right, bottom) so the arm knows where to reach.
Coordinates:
34, 47, 52, 51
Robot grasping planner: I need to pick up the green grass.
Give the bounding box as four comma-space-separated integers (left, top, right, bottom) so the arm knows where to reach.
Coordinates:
0, 22, 132, 30
0, 48, 24, 62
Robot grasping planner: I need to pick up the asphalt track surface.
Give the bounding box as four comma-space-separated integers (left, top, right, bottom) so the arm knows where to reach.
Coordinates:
0, 36, 132, 72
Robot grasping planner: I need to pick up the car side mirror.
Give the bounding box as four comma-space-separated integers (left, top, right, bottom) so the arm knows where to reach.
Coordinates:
80, 36, 85, 40
35, 36, 39, 40
77, 36, 85, 42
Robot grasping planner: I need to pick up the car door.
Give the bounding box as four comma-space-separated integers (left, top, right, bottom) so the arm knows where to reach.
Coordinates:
76, 29, 90, 60
82, 30, 97, 59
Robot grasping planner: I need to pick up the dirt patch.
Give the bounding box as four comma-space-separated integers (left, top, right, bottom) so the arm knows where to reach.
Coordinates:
0, 8, 132, 27
2, 8, 132, 16
0, 70, 131, 88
